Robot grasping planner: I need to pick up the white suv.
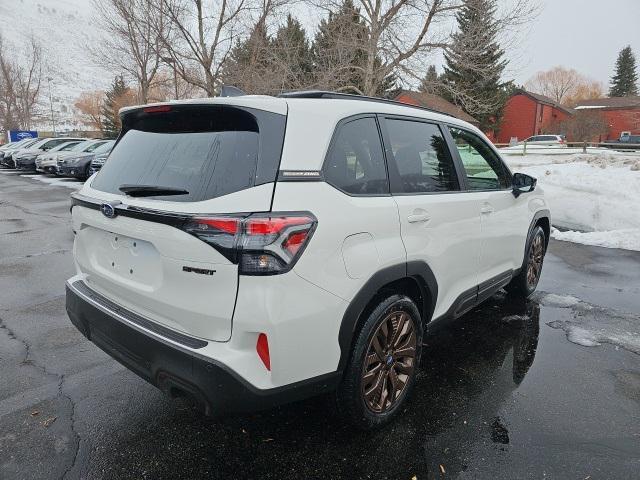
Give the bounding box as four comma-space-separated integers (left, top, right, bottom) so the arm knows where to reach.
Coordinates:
65, 92, 550, 428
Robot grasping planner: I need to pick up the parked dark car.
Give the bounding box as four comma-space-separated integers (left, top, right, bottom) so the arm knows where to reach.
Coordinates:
57, 140, 115, 180
603, 134, 640, 150
15, 137, 86, 171
0, 138, 40, 168
36, 140, 88, 173
88, 143, 116, 175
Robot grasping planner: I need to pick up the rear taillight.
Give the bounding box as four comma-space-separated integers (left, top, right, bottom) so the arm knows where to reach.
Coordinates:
183, 212, 317, 275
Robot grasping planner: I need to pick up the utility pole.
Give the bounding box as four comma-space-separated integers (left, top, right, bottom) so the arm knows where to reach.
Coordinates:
46, 77, 57, 135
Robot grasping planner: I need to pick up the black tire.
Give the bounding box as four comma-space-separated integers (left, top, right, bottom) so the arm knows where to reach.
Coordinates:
337, 294, 423, 429
506, 225, 546, 298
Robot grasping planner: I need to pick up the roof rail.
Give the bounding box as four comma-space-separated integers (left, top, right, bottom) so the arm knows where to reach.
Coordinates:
277, 90, 456, 119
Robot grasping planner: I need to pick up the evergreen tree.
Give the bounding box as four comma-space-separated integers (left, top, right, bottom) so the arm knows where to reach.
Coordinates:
221, 21, 271, 94
609, 46, 638, 97
311, 0, 395, 97
271, 15, 313, 91
101, 75, 132, 138
441, 0, 509, 131
419, 65, 440, 94
311, 0, 367, 94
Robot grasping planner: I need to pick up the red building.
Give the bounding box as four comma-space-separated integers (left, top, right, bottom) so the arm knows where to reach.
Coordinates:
573, 96, 640, 140
394, 90, 480, 127
494, 91, 574, 144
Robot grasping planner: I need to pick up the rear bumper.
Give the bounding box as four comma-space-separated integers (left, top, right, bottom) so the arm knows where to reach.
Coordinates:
65, 280, 340, 414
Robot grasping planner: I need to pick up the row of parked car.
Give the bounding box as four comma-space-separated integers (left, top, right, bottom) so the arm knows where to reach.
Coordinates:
0, 136, 115, 179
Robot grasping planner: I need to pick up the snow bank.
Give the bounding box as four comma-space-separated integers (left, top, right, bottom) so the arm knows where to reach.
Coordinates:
501, 151, 640, 251
552, 228, 640, 251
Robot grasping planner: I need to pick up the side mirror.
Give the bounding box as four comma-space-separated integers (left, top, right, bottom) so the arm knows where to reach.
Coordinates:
512, 172, 536, 198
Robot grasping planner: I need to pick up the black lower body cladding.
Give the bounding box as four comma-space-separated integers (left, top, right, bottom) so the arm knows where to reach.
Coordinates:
65, 283, 340, 414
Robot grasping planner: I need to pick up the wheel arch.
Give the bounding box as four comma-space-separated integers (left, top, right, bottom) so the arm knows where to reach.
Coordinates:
521, 209, 551, 271
336, 261, 437, 372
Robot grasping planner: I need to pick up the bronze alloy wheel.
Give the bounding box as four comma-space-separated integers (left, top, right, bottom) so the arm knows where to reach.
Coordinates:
361, 310, 417, 413
527, 234, 544, 287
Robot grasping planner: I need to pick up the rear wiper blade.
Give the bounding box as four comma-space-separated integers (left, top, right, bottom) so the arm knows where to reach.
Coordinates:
118, 184, 189, 197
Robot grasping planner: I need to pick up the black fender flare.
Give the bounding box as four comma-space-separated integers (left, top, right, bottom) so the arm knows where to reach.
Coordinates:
336, 261, 438, 372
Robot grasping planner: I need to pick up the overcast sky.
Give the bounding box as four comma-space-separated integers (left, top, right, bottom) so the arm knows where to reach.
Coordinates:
510, 0, 640, 87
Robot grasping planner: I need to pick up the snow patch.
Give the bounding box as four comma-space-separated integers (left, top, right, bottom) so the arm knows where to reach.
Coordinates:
566, 327, 601, 347
540, 292, 640, 355
20, 174, 82, 189
537, 293, 581, 308
552, 228, 640, 251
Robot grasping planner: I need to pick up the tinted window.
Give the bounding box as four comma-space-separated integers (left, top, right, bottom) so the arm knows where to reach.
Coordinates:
93, 141, 115, 154
59, 142, 81, 151
324, 117, 388, 195
42, 139, 69, 150
84, 141, 108, 152
91, 106, 280, 202
449, 127, 511, 190
386, 119, 458, 193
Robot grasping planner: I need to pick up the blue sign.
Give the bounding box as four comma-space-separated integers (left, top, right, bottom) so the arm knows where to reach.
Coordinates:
8, 130, 38, 142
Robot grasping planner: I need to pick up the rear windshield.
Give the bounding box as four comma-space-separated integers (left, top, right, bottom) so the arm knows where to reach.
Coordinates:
90, 105, 286, 202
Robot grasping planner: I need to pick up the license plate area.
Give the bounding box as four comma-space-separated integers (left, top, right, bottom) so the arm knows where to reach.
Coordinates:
88, 228, 162, 289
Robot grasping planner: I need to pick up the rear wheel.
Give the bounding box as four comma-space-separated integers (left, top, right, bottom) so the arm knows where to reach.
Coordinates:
506, 225, 546, 298
337, 295, 422, 429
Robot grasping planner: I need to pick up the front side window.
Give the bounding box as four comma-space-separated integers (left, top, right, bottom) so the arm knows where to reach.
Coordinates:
324, 117, 388, 195
385, 119, 458, 193
449, 127, 511, 190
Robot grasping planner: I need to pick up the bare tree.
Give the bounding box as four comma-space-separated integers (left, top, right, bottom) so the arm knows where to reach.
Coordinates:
526, 66, 603, 106
74, 91, 105, 133
554, 110, 609, 142
308, 0, 536, 98
153, 0, 255, 96
0, 34, 42, 131
564, 79, 605, 108
93, 0, 168, 104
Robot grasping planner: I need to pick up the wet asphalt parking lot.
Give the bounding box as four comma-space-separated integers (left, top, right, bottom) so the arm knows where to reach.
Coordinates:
0, 170, 639, 480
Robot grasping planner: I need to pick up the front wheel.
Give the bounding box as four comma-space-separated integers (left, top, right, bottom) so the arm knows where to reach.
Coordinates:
337, 295, 423, 429
506, 225, 546, 298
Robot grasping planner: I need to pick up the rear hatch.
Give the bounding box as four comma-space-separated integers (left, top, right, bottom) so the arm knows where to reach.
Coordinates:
72, 101, 287, 342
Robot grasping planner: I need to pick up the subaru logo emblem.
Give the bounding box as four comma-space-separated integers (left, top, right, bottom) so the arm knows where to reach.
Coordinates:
101, 203, 117, 218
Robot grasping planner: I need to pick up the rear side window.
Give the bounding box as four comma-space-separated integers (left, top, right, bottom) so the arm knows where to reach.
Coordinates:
324, 117, 388, 195
91, 105, 285, 202
385, 119, 459, 193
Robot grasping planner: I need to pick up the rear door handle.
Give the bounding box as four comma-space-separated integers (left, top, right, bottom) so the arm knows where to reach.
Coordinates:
480, 203, 494, 214
407, 211, 431, 223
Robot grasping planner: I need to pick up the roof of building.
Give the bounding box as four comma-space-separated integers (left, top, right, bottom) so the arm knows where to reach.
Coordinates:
394, 90, 479, 125
514, 90, 575, 115
573, 96, 640, 110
